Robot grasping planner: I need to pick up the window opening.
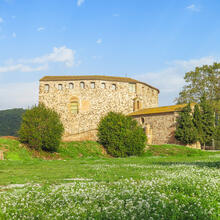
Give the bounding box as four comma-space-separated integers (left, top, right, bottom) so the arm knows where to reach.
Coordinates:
44, 84, 49, 91
112, 84, 116, 90
71, 101, 79, 114
91, 82, 95, 89
58, 84, 63, 90
69, 83, 74, 89
101, 82, 106, 89
80, 82, 85, 89
137, 100, 140, 110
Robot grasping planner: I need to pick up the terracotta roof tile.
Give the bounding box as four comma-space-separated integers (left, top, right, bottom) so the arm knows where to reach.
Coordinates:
129, 103, 196, 116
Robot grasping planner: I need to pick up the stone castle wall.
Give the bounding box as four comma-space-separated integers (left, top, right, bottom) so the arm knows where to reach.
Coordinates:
39, 78, 159, 141
132, 112, 179, 145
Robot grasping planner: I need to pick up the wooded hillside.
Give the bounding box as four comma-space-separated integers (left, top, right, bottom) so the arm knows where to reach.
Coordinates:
0, 108, 26, 136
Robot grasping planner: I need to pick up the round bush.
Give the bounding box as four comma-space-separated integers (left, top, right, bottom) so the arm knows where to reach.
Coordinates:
97, 112, 147, 157
19, 104, 64, 152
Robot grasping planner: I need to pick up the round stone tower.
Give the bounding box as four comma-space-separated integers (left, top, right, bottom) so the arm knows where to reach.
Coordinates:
39, 75, 159, 141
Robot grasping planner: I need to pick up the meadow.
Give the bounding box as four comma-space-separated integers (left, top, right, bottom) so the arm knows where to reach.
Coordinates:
0, 138, 220, 219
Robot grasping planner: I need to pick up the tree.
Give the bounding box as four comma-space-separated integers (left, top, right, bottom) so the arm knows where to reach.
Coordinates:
176, 62, 220, 111
193, 104, 204, 144
97, 112, 146, 157
199, 95, 215, 146
19, 104, 64, 152
175, 104, 197, 145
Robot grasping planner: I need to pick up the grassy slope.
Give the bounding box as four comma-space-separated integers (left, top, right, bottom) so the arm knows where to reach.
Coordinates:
0, 138, 216, 162
1, 137, 220, 185
144, 144, 216, 157
0, 138, 105, 161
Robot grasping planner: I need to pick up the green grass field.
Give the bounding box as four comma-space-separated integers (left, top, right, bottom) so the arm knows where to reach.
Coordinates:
1, 137, 220, 219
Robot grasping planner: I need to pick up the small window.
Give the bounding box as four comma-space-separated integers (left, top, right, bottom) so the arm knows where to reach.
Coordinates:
101, 82, 106, 89
91, 82, 95, 89
133, 99, 141, 111
137, 100, 140, 110
141, 117, 145, 124
112, 84, 116, 90
129, 83, 136, 92
58, 84, 63, 90
80, 82, 85, 89
69, 83, 74, 89
44, 84, 49, 92
71, 101, 79, 114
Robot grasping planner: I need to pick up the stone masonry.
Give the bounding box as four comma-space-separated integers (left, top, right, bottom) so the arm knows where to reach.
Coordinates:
129, 104, 198, 146
132, 112, 179, 145
39, 75, 159, 141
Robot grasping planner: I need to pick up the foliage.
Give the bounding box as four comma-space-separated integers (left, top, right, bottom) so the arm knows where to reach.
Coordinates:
58, 141, 106, 158
175, 104, 197, 144
1, 154, 220, 219
0, 108, 26, 136
0, 137, 106, 162
144, 144, 211, 157
97, 112, 146, 157
199, 95, 216, 146
175, 62, 220, 111
193, 104, 204, 143
18, 104, 64, 152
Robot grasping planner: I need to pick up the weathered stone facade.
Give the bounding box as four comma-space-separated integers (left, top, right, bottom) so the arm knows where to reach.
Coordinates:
39, 75, 159, 141
132, 112, 179, 145
129, 104, 198, 146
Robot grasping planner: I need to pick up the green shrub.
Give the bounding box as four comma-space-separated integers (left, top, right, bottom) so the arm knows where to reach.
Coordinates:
97, 112, 146, 157
19, 104, 64, 152
175, 104, 197, 145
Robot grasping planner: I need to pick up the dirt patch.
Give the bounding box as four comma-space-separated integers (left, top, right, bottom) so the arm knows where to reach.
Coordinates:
0, 136, 18, 140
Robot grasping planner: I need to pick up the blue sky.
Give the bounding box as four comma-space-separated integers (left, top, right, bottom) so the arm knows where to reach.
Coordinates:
0, 0, 220, 109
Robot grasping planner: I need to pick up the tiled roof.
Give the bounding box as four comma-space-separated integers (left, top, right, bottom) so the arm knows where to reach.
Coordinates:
40, 75, 159, 92
129, 103, 196, 116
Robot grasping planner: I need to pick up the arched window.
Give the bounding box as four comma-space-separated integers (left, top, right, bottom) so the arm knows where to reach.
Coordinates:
80, 82, 85, 89
71, 101, 79, 114
133, 99, 142, 111
101, 82, 106, 89
112, 84, 116, 90
91, 82, 95, 89
69, 83, 74, 89
44, 84, 49, 92
137, 100, 140, 110
58, 84, 63, 90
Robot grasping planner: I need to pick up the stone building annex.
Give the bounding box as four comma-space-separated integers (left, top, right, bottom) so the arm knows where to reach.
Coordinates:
39, 75, 186, 145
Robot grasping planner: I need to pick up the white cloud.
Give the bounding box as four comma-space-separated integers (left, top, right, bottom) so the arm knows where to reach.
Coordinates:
77, 0, 85, 7
11, 15, 16, 19
22, 46, 75, 67
12, 32, 16, 38
0, 46, 76, 73
96, 38, 102, 44
0, 82, 38, 110
0, 17, 3, 23
113, 13, 120, 17
37, 27, 45, 32
136, 56, 219, 106
0, 64, 48, 73
186, 4, 200, 12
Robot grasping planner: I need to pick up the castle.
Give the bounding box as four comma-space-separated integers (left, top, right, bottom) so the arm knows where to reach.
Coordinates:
39, 75, 188, 145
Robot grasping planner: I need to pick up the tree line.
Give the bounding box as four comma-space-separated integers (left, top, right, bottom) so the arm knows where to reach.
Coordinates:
175, 96, 220, 148
0, 108, 26, 136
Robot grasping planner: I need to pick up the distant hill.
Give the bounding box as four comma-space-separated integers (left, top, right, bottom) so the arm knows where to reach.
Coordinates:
0, 108, 26, 137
